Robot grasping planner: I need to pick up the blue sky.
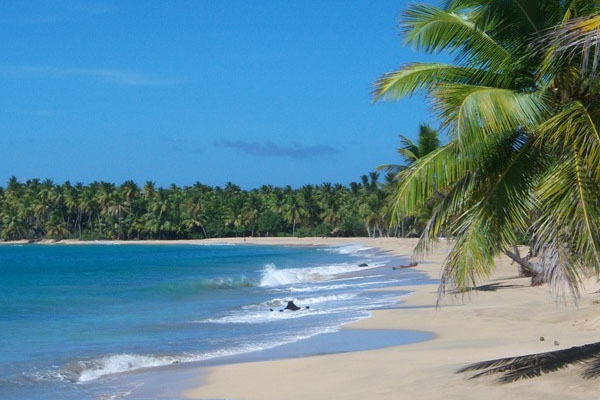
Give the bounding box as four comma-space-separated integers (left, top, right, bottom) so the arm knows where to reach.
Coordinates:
0, 0, 440, 188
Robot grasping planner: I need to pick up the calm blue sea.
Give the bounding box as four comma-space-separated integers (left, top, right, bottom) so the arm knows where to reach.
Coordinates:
0, 243, 431, 399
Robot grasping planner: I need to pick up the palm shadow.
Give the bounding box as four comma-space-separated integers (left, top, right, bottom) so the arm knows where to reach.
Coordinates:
457, 342, 600, 382
473, 282, 523, 292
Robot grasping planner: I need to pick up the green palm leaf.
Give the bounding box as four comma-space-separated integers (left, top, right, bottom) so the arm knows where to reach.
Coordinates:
391, 144, 465, 223
537, 101, 600, 177
532, 151, 600, 297
373, 63, 507, 101
433, 84, 548, 149
402, 4, 511, 68
438, 135, 541, 291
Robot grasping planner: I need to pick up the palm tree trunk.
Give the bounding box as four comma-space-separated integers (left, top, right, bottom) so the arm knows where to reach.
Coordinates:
504, 247, 545, 285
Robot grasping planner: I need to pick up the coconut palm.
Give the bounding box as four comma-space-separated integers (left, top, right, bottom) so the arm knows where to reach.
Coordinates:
378, 124, 442, 237
282, 192, 305, 236
241, 194, 262, 237
374, 0, 600, 298
184, 198, 208, 238
372, 0, 600, 382
379, 123, 441, 174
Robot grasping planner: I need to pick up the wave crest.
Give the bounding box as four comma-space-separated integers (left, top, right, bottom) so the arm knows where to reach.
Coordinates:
324, 244, 372, 255
32, 327, 343, 383
258, 262, 372, 287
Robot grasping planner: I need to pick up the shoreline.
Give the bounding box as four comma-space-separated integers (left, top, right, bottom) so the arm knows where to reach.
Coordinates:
6, 237, 600, 398
178, 237, 600, 400
0, 237, 378, 246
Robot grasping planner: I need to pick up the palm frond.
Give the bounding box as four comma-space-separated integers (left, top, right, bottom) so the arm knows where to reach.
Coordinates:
413, 172, 476, 258
433, 84, 548, 149
397, 135, 419, 164
373, 63, 506, 101
539, 13, 600, 74
402, 4, 511, 68
375, 163, 406, 175
391, 144, 465, 224
537, 101, 600, 178
443, 0, 485, 12
532, 151, 600, 298
437, 135, 541, 292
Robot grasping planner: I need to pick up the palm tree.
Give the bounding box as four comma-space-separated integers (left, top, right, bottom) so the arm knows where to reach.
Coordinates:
184, 197, 208, 238
379, 123, 441, 174
1, 207, 25, 240
282, 192, 305, 236
373, 0, 600, 382
241, 193, 261, 237
377, 126, 442, 237
374, 0, 600, 297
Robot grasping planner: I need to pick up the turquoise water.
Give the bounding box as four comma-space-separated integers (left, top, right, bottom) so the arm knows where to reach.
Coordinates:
0, 243, 432, 399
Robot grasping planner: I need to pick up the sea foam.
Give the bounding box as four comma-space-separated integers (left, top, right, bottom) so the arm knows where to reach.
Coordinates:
44, 327, 343, 383
324, 243, 372, 255
258, 262, 378, 287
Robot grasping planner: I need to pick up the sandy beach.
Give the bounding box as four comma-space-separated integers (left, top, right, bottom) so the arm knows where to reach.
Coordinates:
176, 237, 600, 400
4, 237, 600, 398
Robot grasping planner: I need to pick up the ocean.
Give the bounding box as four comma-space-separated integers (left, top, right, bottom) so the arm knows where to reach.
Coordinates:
0, 243, 434, 399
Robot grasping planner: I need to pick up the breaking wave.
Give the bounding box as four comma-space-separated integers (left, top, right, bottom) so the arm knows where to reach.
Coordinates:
258, 262, 378, 287
323, 244, 373, 255
27, 328, 343, 383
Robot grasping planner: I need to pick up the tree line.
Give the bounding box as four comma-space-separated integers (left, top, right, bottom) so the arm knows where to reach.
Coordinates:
0, 125, 439, 241
0, 173, 402, 241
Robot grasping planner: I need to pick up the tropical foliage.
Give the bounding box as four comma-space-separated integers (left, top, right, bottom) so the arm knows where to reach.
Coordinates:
378, 123, 441, 175
0, 175, 398, 240
374, 0, 600, 297
379, 123, 443, 236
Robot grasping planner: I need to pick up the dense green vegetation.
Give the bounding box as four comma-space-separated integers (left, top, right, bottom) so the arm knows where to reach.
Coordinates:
375, 0, 600, 296
0, 174, 401, 240
0, 118, 443, 242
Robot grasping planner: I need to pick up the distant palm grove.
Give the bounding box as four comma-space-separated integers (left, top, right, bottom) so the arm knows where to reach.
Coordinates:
0, 124, 441, 241
0, 173, 410, 241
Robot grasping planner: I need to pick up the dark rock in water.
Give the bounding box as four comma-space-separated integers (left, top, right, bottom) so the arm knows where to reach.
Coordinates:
284, 301, 301, 311
305, 306, 310, 309
392, 261, 418, 270
269, 308, 274, 312
171, 360, 180, 364
358, 263, 368, 267
279, 309, 284, 312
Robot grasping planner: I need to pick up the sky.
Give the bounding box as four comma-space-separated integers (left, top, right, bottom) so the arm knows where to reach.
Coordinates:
0, 0, 442, 189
